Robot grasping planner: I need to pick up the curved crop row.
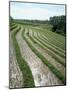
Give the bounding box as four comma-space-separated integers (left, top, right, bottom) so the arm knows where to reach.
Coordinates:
35, 31, 65, 58
39, 32, 65, 54
42, 31, 65, 50
37, 32, 65, 57
32, 31, 65, 66
31, 27, 65, 50
10, 24, 18, 31
33, 27, 65, 46
10, 22, 15, 26
11, 25, 35, 88
28, 29, 65, 75
22, 28, 65, 84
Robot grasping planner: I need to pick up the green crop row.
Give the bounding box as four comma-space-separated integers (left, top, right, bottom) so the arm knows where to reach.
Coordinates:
10, 24, 17, 31
31, 27, 65, 50
35, 31, 65, 58
32, 32, 65, 66
22, 29, 65, 84
11, 26, 35, 88
39, 32, 65, 54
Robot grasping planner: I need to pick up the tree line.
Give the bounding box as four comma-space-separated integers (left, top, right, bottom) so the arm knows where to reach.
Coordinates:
10, 15, 66, 36
49, 15, 66, 36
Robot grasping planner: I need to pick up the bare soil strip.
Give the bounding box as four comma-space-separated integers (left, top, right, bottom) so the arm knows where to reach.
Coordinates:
37, 32, 65, 58
9, 33, 23, 88
24, 30, 65, 83
16, 28, 63, 87
33, 31, 65, 66
31, 27, 65, 51
39, 32, 65, 54
29, 29, 65, 77
30, 31, 65, 76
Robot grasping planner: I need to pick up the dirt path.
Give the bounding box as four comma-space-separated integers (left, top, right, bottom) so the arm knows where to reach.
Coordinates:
9, 33, 23, 88
16, 28, 63, 87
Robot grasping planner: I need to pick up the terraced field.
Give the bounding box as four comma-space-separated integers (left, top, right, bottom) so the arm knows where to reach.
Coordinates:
9, 22, 66, 88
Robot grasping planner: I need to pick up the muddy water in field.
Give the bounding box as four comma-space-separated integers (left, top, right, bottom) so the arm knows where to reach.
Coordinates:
16, 28, 63, 87
9, 34, 23, 88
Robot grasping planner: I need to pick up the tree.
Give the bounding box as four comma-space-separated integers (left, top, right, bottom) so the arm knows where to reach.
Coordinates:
49, 15, 66, 36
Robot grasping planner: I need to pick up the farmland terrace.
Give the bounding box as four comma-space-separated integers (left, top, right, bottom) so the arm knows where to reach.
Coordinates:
9, 20, 66, 88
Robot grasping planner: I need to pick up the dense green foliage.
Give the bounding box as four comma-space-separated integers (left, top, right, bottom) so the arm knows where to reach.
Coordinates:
50, 15, 66, 35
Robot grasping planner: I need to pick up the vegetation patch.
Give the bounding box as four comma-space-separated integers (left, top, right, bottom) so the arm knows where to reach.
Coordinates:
31, 31, 65, 66
22, 29, 65, 84
11, 26, 35, 88
37, 32, 65, 58
39, 32, 65, 54
10, 24, 17, 31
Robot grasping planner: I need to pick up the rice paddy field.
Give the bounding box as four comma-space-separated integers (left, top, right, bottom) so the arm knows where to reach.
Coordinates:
9, 21, 66, 88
